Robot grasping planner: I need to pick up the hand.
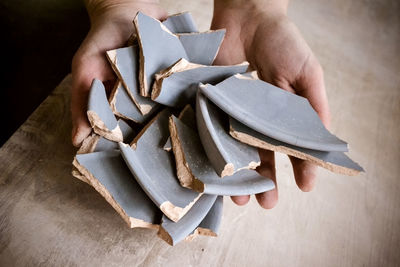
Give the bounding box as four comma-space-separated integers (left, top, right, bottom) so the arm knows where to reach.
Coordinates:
71, 0, 166, 147
211, 0, 330, 208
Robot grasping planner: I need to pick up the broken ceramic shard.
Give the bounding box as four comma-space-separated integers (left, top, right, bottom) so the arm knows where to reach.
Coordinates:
152, 59, 249, 107
106, 45, 159, 115
163, 105, 196, 152
178, 30, 225, 65
73, 150, 162, 228
109, 82, 159, 123
134, 12, 188, 97
163, 138, 173, 152
78, 119, 134, 154
186, 195, 223, 241
169, 115, 275, 195
229, 117, 364, 175
196, 91, 260, 177
176, 104, 197, 130
200, 74, 348, 152
119, 109, 201, 222
87, 79, 123, 142
158, 194, 217, 246
162, 12, 198, 33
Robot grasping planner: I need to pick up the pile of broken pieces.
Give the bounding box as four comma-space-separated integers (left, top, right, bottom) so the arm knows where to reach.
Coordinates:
72, 11, 364, 246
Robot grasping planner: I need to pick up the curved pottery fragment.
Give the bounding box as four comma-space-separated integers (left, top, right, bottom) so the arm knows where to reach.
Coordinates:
73, 150, 162, 229
134, 12, 188, 97
186, 195, 223, 241
106, 45, 159, 115
178, 30, 225, 65
162, 12, 199, 34
152, 59, 248, 107
229, 117, 364, 175
196, 91, 260, 177
169, 115, 275, 195
158, 194, 217, 246
87, 79, 122, 142
78, 119, 135, 154
200, 74, 348, 152
109, 81, 159, 123
163, 105, 196, 152
119, 109, 202, 222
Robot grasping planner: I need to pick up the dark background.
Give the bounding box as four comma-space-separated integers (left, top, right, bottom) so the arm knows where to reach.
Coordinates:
0, 0, 90, 145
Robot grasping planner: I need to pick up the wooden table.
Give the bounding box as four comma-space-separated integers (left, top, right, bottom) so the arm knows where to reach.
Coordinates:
1, 0, 399, 266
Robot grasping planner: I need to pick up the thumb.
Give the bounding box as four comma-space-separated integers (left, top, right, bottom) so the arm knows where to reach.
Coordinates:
293, 55, 330, 128
290, 55, 330, 191
71, 51, 115, 147
71, 72, 92, 147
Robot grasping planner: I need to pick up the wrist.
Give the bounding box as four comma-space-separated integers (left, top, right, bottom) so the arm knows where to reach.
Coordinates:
212, 0, 288, 51
214, 0, 288, 17
85, 0, 161, 26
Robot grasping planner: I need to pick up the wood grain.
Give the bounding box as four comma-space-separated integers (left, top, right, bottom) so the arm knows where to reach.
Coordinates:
0, 0, 399, 266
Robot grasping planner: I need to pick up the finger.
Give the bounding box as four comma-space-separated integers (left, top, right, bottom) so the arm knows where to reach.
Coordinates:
71, 53, 115, 147
293, 56, 330, 128
255, 149, 278, 209
71, 71, 93, 147
289, 156, 317, 192
257, 69, 296, 95
230, 195, 250, 206
288, 56, 327, 191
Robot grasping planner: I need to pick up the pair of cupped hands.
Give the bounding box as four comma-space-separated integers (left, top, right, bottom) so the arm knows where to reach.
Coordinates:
71, 0, 330, 209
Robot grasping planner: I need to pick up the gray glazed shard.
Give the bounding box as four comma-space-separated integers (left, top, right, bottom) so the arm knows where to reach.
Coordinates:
87, 79, 122, 142
119, 109, 202, 222
163, 105, 196, 152
158, 194, 217, 246
152, 59, 249, 107
169, 115, 275, 195
200, 74, 349, 152
109, 82, 159, 123
73, 150, 162, 228
106, 45, 159, 115
78, 119, 135, 154
162, 12, 198, 33
134, 12, 188, 97
196, 91, 260, 177
178, 30, 225, 65
229, 117, 364, 175
186, 195, 223, 241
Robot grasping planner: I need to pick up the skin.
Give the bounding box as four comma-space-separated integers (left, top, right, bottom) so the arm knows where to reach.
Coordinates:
71, 0, 330, 209
212, 0, 330, 208
71, 0, 167, 146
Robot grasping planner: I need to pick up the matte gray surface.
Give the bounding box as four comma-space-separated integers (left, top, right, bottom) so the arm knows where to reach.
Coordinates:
163, 105, 196, 151
88, 79, 118, 131
94, 120, 135, 152
163, 138, 172, 152
200, 74, 349, 152
197, 195, 223, 235
229, 117, 364, 173
171, 116, 275, 195
152, 61, 248, 107
112, 83, 159, 123
134, 12, 188, 96
75, 150, 162, 226
196, 92, 260, 177
119, 109, 200, 221
178, 30, 225, 65
162, 12, 198, 33
160, 194, 217, 246
107, 45, 159, 115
